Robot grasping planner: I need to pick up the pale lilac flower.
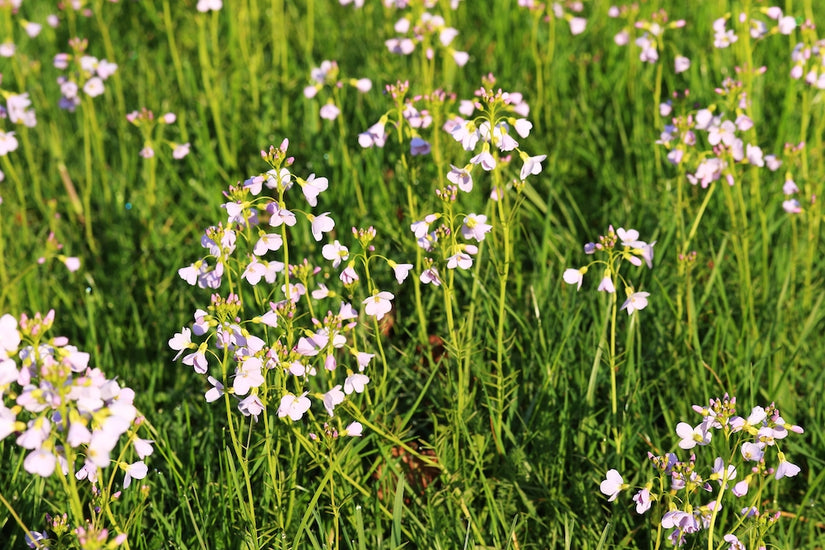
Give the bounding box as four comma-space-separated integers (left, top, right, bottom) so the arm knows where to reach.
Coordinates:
322, 240, 349, 268
238, 394, 264, 418
0, 131, 19, 156
319, 103, 340, 120
676, 421, 712, 449
410, 136, 431, 156
420, 266, 441, 286
83, 77, 105, 97
172, 142, 191, 159
277, 392, 311, 421
323, 385, 345, 417
364, 291, 394, 320
358, 120, 387, 148
23, 22, 42, 38
675, 56, 690, 73
196, 0, 223, 11
269, 207, 297, 227
96, 60, 118, 80
461, 214, 492, 241
783, 199, 802, 214
563, 268, 584, 290
621, 291, 650, 314
344, 422, 363, 436
253, 232, 283, 256
778, 16, 796, 34
783, 179, 799, 195
168, 328, 193, 361
732, 479, 749, 497
597, 275, 615, 293
450, 50, 469, 66
0, 42, 14, 58
301, 173, 328, 206
353, 78, 372, 92
740, 441, 764, 462
775, 457, 800, 480
568, 17, 586, 35
340, 265, 359, 285
344, 373, 370, 394
309, 212, 335, 241
724, 534, 746, 550
447, 252, 473, 270
614, 30, 630, 46
469, 149, 496, 171
519, 154, 547, 180
388, 261, 413, 284
599, 469, 624, 501
24, 448, 56, 477
122, 460, 148, 488
633, 488, 652, 514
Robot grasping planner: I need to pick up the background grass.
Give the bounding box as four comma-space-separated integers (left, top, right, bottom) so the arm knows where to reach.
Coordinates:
1, 0, 824, 548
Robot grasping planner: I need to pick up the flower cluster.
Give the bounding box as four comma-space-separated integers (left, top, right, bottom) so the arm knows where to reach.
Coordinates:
657, 81, 782, 187
171, 140, 410, 437
410, 187, 492, 287
789, 21, 825, 89
518, 0, 587, 36
126, 108, 190, 160
384, 2, 469, 67
0, 310, 152, 484
53, 37, 118, 111
563, 226, 654, 314
600, 394, 803, 548
609, 6, 686, 66
359, 80, 455, 157
445, 75, 545, 189
303, 60, 372, 121
713, 8, 797, 51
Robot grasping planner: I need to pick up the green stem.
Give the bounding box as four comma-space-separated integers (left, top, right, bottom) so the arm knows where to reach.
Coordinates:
0, 490, 46, 549
197, 14, 235, 169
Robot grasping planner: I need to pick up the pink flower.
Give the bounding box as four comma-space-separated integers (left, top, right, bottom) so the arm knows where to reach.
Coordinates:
620, 291, 650, 314
301, 173, 329, 206
519, 154, 547, 179
364, 291, 394, 320
344, 422, 363, 436
309, 212, 335, 241
358, 120, 387, 148
674, 56, 690, 74
562, 268, 584, 290
344, 373, 370, 394
277, 392, 311, 421
319, 103, 340, 120
599, 469, 624, 502
196, 0, 223, 11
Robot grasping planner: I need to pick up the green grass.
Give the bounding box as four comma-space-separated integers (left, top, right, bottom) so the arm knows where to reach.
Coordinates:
1, 0, 824, 548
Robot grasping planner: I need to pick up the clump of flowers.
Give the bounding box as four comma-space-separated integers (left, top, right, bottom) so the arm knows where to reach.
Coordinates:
600, 394, 803, 548
563, 225, 654, 313
609, 5, 686, 65
789, 20, 825, 88
0, 74, 38, 184
0, 310, 152, 547
657, 79, 782, 188
126, 108, 190, 160
359, 80, 455, 157
518, 0, 587, 36
53, 37, 117, 111
170, 139, 409, 437
444, 73, 543, 194
303, 60, 372, 121
384, 0, 469, 67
